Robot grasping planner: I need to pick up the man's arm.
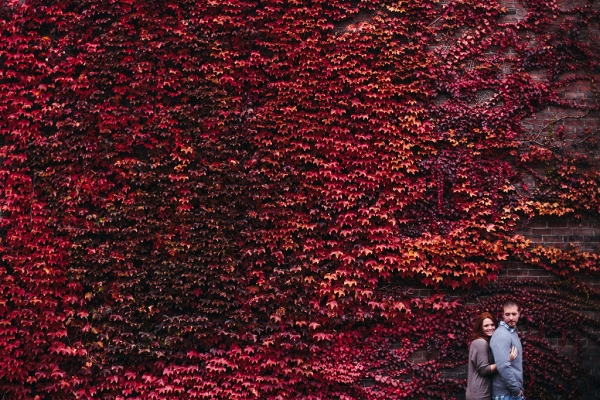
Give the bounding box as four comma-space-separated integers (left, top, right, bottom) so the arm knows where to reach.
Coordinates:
490, 333, 522, 397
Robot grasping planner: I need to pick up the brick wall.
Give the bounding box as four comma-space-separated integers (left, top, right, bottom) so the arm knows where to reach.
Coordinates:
392, 216, 600, 399
498, 217, 600, 399
517, 216, 600, 253
504, 217, 600, 293
361, 0, 600, 397
363, 216, 600, 397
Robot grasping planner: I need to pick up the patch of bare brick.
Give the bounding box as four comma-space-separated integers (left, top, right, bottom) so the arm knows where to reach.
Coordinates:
498, 1, 527, 24
520, 216, 600, 252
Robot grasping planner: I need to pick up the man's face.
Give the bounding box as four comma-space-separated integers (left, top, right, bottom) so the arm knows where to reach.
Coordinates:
502, 305, 520, 328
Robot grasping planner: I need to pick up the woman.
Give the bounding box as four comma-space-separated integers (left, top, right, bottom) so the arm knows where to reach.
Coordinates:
466, 312, 517, 400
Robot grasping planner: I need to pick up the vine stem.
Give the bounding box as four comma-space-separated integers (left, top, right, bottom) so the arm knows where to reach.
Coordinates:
521, 110, 592, 144
428, 1, 451, 27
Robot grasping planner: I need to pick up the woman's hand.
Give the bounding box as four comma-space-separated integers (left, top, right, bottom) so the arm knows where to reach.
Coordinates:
509, 346, 518, 362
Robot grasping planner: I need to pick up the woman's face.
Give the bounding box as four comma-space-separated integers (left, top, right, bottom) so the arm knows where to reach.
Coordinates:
482, 318, 496, 337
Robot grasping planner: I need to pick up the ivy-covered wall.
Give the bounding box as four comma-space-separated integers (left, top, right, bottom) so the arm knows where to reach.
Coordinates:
1, 0, 600, 399
418, 217, 600, 398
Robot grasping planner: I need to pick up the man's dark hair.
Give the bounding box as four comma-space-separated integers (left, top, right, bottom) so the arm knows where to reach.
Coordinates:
502, 299, 519, 310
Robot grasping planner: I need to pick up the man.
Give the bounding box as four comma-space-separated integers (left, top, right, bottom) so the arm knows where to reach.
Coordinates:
490, 300, 524, 400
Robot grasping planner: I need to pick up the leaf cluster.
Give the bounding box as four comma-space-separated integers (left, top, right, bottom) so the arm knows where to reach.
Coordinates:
1, 0, 600, 398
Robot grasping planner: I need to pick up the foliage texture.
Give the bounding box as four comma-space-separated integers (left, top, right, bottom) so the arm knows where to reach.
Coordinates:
1, 0, 600, 398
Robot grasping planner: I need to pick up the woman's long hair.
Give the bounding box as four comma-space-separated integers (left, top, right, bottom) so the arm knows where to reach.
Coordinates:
471, 311, 497, 342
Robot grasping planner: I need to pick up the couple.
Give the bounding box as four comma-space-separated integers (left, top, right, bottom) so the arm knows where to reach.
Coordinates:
466, 300, 524, 400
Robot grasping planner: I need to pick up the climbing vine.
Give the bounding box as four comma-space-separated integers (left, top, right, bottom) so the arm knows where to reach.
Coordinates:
1, 0, 599, 398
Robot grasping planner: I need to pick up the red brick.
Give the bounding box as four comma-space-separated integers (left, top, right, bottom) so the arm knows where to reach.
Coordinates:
542, 236, 561, 243
572, 228, 596, 236
531, 228, 553, 235
526, 235, 543, 242
547, 220, 569, 228
550, 228, 573, 235
530, 219, 551, 226
568, 220, 594, 227
505, 269, 525, 276
564, 92, 586, 100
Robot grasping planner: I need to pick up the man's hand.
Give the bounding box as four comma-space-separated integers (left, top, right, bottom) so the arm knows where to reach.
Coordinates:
509, 346, 518, 362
